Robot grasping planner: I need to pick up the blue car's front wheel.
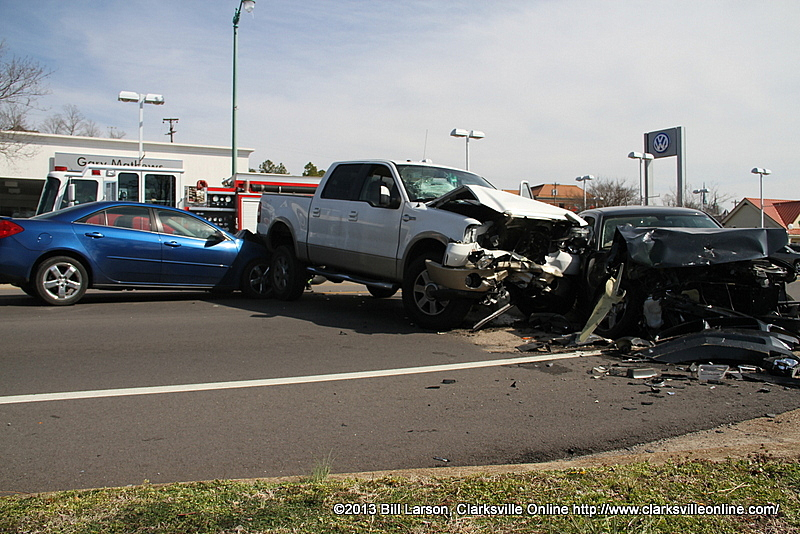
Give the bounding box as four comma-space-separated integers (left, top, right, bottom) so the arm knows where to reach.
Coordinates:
33, 256, 89, 306
241, 257, 273, 299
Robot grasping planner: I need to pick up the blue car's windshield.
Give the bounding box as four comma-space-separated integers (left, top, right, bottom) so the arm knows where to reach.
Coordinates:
395, 164, 495, 202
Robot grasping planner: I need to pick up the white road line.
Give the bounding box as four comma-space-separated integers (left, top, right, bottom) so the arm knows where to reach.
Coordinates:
0, 351, 599, 405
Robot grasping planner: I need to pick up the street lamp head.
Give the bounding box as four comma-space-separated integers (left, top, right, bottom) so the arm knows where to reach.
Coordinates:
693, 188, 709, 194
575, 175, 594, 182
628, 151, 655, 161
118, 91, 140, 103
450, 128, 484, 139
144, 94, 165, 105
751, 167, 772, 175
242, 0, 256, 13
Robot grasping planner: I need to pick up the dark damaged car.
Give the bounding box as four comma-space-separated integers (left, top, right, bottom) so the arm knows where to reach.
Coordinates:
577, 206, 798, 339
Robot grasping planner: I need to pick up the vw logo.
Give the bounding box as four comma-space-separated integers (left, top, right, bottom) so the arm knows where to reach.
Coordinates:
653, 132, 670, 153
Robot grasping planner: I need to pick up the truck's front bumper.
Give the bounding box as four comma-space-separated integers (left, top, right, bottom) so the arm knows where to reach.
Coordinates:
425, 260, 505, 293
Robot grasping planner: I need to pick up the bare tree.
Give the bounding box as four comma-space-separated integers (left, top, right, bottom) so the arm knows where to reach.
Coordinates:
587, 177, 638, 207
0, 40, 51, 159
107, 126, 126, 139
663, 183, 733, 217
0, 103, 32, 131
80, 118, 101, 137
40, 104, 103, 137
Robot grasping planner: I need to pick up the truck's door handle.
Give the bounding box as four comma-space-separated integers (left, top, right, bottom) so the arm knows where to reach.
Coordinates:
312, 207, 321, 217
164, 241, 181, 248
402, 214, 416, 222
348, 210, 358, 221
84, 232, 104, 239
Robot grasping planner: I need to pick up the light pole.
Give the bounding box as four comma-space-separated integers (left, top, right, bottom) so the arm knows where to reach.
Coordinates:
232, 0, 256, 177
450, 128, 484, 170
628, 151, 654, 205
692, 185, 709, 212
118, 91, 165, 162
751, 167, 771, 228
575, 175, 594, 210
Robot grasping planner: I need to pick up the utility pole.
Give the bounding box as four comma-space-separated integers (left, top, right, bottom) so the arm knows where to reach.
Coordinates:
163, 118, 179, 143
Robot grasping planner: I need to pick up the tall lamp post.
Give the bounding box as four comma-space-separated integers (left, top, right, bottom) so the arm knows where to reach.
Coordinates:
118, 91, 165, 162
232, 0, 256, 177
751, 167, 771, 228
628, 151, 654, 205
450, 128, 484, 170
692, 185, 709, 213
575, 175, 594, 210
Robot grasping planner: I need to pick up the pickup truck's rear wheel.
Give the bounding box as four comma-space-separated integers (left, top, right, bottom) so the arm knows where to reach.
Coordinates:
270, 245, 307, 301
402, 253, 471, 330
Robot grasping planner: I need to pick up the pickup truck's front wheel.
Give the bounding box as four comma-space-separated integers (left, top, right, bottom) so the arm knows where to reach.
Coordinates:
402, 253, 471, 330
270, 246, 307, 301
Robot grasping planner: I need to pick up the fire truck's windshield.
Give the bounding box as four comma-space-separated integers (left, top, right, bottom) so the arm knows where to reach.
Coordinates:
35, 177, 99, 215
36, 177, 61, 214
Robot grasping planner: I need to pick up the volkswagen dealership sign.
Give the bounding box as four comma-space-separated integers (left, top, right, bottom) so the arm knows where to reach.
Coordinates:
643, 126, 685, 205
645, 127, 680, 158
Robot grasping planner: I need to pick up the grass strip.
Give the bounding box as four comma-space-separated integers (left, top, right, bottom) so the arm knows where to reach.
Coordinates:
1, 458, 798, 533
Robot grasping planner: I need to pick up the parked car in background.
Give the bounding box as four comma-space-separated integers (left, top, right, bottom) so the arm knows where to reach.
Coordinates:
769, 245, 800, 273
576, 206, 795, 338
0, 202, 271, 305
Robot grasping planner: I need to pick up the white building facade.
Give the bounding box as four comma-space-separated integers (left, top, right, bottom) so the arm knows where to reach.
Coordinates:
0, 131, 253, 217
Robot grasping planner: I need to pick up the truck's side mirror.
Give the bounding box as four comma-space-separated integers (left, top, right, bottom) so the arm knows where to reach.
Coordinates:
379, 185, 391, 207
379, 185, 401, 209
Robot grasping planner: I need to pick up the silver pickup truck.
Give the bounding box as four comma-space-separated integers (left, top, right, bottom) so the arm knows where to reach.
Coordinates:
257, 159, 588, 329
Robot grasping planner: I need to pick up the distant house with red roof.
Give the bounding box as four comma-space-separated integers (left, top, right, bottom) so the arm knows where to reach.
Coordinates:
506, 183, 589, 212
722, 198, 800, 244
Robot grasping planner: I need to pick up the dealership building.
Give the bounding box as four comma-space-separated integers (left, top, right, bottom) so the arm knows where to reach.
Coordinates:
0, 131, 253, 217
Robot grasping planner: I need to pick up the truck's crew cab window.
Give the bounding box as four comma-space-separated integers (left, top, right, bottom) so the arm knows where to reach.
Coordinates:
320, 164, 367, 200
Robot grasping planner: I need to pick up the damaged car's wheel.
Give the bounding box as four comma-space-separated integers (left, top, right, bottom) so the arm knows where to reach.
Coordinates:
593, 284, 643, 339
402, 253, 471, 330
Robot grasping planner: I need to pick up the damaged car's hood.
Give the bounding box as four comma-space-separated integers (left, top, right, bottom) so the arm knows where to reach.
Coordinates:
428, 185, 587, 225
614, 226, 789, 268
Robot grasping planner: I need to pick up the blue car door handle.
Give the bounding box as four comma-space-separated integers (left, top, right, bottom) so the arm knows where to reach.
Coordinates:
84, 232, 104, 238
164, 241, 181, 248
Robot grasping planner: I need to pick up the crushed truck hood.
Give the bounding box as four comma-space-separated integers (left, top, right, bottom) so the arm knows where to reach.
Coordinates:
428, 185, 587, 225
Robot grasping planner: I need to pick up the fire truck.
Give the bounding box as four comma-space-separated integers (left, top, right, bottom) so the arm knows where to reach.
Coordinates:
35, 164, 320, 232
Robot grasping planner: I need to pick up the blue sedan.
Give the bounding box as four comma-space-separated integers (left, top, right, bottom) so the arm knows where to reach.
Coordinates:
0, 201, 272, 305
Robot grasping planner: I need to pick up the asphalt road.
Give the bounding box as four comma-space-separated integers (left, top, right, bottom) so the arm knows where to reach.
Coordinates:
2, 283, 799, 494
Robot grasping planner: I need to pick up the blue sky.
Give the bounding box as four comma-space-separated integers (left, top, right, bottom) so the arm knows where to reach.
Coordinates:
2, 0, 799, 208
